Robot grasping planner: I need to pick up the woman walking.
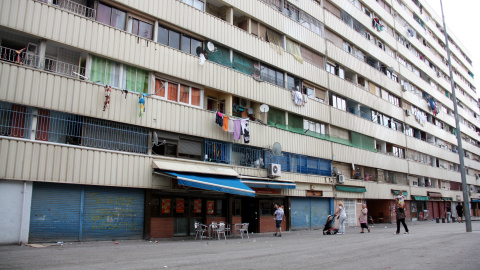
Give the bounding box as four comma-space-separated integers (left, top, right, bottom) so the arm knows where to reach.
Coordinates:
394, 204, 409, 235
359, 204, 370, 233
335, 201, 347, 235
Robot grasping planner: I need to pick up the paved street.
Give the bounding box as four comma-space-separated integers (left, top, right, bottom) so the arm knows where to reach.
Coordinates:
1, 221, 479, 270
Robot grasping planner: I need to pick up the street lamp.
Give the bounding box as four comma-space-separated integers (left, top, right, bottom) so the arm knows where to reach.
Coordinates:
439, 0, 472, 232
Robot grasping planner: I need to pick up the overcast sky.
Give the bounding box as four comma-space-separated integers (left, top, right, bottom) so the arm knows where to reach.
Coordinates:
424, 0, 480, 99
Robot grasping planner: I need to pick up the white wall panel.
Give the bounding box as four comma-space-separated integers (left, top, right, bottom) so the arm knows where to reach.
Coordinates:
406, 136, 459, 164
332, 143, 408, 172
408, 161, 460, 182
364, 182, 409, 200
0, 138, 153, 188
330, 108, 406, 147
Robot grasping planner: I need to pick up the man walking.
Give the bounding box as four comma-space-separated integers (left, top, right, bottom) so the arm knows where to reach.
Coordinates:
273, 203, 284, 237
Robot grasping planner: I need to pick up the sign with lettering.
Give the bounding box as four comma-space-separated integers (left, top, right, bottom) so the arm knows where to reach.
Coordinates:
176, 198, 185, 214
162, 199, 171, 214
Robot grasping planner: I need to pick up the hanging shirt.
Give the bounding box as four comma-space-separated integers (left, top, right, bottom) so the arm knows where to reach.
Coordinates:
228, 119, 234, 133
241, 119, 250, 144
215, 112, 223, 127
294, 91, 303, 106
223, 115, 229, 132
233, 119, 242, 140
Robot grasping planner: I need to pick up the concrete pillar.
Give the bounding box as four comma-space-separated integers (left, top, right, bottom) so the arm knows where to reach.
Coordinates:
247, 18, 252, 34
37, 40, 47, 68
226, 7, 234, 24
219, 93, 233, 116
153, 20, 159, 42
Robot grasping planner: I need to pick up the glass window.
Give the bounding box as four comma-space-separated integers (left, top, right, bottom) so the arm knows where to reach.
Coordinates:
96, 3, 112, 26
131, 19, 153, 40
90, 56, 120, 88
179, 84, 190, 103
276, 71, 284, 87
125, 65, 148, 93
181, 35, 191, 53
169, 31, 181, 50
158, 26, 169, 45
191, 38, 202, 56
154, 79, 166, 98
191, 87, 201, 106
168, 83, 179, 101
112, 8, 126, 30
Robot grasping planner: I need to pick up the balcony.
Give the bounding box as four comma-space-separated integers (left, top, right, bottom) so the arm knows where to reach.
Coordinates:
42, 0, 96, 19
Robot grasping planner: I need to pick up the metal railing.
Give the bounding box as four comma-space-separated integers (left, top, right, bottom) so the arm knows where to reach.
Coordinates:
53, 0, 96, 19
1, 46, 86, 79
44, 57, 85, 78
0, 101, 33, 139
35, 109, 149, 154
231, 145, 264, 168
0, 46, 41, 68
204, 140, 231, 163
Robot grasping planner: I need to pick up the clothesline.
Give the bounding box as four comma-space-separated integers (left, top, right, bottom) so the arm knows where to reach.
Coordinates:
215, 111, 250, 144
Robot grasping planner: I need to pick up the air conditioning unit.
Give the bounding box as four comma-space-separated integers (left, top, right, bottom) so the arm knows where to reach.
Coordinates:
406, 109, 412, 116
267, 163, 281, 178
469, 185, 476, 194
402, 84, 408, 91
337, 174, 345, 184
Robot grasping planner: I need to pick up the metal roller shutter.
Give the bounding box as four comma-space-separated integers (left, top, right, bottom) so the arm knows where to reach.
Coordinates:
178, 139, 202, 156
82, 186, 145, 241
29, 182, 82, 242
310, 198, 330, 229
290, 197, 311, 230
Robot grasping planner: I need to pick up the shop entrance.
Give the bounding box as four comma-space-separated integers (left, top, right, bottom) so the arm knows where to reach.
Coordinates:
241, 198, 258, 233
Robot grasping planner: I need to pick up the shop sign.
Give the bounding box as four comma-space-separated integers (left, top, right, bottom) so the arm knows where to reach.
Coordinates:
161, 199, 171, 214
207, 200, 214, 215
194, 199, 202, 214
253, 188, 281, 194
306, 190, 323, 197
176, 198, 185, 213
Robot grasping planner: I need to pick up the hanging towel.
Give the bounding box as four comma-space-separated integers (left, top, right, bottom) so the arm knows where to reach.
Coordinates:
233, 119, 242, 140
241, 119, 250, 144
215, 112, 224, 127
228, 119, 234, 133
223, 115, 229, 131
294, 91, 303, 105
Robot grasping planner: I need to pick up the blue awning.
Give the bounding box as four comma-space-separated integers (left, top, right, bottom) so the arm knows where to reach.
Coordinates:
162, 171, 255, 197
240, 179, 296, 189
472, 199, 480, 203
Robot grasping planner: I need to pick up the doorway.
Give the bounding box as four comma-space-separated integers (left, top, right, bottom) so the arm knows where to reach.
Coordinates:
241, 198, 258, 233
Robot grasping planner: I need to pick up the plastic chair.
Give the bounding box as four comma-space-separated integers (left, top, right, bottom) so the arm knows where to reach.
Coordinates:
210, 222, 218, 239
238, 223, 249, 239
194, 222, 207, 240
215, 223, 227, 240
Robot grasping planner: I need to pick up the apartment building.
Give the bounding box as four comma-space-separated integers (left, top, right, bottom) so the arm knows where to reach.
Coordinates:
0, 0, 479, 244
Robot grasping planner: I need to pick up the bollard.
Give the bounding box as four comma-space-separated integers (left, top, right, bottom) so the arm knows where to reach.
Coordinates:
436, 218, 440, 223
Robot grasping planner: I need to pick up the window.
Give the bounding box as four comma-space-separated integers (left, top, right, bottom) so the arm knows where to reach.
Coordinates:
90, 56, 121, 88
326, 62, 335, 74
155, 79, 202, 107
129, 17, 153, 40
96, 3, 126, 30
0, 102, 33, 139
331, 94, 346, 111
303, 119, 326, 136
182, 0, 204, 11
260, 64, 284, 87
125, 66, 149, 94
343, 42, 353, 54
286, 74, 301, 91
337, 66, 345, 79
158, 25, 181, 50
181, 35, 202, 56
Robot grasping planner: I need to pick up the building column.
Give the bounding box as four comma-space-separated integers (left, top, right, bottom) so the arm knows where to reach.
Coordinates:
226, 7, 234, 24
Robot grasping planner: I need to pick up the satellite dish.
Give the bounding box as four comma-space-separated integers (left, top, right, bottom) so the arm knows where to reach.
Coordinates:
207, 41, 216, 52
260, 104, 269, 113
199, 53, 206, 65
272, 142, 282, 156
152, 131, 159, 146
332, 167, 338, 176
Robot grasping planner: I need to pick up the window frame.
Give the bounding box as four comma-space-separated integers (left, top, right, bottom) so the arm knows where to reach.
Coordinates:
154, 78, 203, 108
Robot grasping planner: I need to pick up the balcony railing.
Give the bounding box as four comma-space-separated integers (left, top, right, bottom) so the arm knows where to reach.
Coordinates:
44, 57, 86, 79
51, 0, 96, 19
0, 46, 41, 68
1, 46, 85, 79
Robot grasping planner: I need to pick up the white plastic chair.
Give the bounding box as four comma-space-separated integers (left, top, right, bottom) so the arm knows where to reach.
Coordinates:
215, 223, 227, 240
238, 223, 249, 239
194, 222, 206, 240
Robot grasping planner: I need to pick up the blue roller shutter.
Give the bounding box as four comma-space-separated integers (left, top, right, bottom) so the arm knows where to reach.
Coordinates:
29, 182, 82, 242
310, 198, 330, 229
82, 186, 145, 241
291, 197, 330, 230
291, 197, 310, 230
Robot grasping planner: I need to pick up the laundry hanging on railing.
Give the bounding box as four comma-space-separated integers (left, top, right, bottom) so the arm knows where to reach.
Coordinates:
372, 18, 384, 32
291, 88, 307, 106
215, 111, 250, 143
138, 94, 146, 117
103, 85, 111, 111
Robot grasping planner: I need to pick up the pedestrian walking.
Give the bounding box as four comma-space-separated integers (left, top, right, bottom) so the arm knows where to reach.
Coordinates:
335, 201, 347, 235
273, 203, 284, 237
456, 203, 464, 223
394, 205, 409, 235
359, 204, 370, 233
444, 203, 452, 223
